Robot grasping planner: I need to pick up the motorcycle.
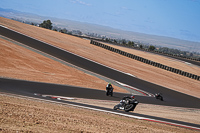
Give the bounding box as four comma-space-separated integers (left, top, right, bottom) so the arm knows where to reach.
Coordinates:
113, 96, 139, 112
155, 93, 164, 101
106, 87, 113, 96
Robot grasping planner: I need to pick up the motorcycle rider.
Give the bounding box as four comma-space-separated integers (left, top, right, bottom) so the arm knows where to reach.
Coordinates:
106, 83, 113, 91
113, 95, 138, 111
106, 83, 114, 96
155, 93, 163, 101
155, 93, 161, 97
120, 95, 135, 106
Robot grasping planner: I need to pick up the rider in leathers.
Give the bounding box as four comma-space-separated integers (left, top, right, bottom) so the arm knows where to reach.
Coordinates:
120, 95, 135, 106
106, 83, 113, 91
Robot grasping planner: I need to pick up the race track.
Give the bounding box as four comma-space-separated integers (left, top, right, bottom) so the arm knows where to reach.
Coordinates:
0, 25, 200, 109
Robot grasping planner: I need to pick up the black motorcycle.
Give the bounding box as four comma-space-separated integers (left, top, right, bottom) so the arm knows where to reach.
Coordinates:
155, 93, 164, 101
113, 97, 139, 112
106, 87, 113, 96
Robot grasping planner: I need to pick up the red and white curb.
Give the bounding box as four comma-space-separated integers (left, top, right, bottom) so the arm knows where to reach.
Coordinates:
115, 81, 154, 97
34, 93, 75, 100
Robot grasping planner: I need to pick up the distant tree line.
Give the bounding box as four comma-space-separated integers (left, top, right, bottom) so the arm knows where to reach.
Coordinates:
87, 33, 199, 59
100, 37, 200, 59
39, 20, 52, 30
52, 26, 82, 36
11, 18, 39, 26
37, 20, 83, 35
15, 18, 199, 60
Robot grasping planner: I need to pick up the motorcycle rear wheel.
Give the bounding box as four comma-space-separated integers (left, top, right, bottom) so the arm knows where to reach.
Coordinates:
124, 104, 134, 112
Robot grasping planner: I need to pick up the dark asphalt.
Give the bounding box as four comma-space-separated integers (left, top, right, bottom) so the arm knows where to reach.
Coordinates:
0, 25, 200, 109
1, 78, 200, 109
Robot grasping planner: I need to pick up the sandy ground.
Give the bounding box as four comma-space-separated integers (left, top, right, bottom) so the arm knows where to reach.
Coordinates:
1, 94, 199, 133
0, 17, 200, 132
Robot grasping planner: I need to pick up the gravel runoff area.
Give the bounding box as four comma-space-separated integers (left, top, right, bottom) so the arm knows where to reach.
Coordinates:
1, 93, 199, 133
0, 17, 200, 132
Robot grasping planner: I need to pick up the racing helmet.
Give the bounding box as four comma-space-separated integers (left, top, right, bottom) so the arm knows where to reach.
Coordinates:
108, 83, 111, 86
131, 95, 135, 99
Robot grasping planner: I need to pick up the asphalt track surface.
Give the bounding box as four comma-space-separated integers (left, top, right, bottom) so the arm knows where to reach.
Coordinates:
1, 25, 200, 108
0, 78, 167, 105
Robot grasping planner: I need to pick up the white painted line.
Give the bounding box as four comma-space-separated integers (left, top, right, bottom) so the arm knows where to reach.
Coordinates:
185, 62, 191, 65
125, 73, 136, 77
34, 93, 75, 100
58, 97, 75, 100
0, 25, 8, 28
115, 81, 154, 97
51, 96, 75, 100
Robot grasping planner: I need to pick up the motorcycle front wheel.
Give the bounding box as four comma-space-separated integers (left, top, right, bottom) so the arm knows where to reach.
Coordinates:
113, 104, 120, 110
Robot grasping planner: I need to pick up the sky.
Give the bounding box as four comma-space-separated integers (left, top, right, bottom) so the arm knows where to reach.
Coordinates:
1, 0, 200, 42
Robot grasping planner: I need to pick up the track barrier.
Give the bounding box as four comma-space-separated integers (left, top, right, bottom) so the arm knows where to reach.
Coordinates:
90, 40, 200, 81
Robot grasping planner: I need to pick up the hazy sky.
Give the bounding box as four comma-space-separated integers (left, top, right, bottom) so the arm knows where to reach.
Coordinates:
1, 0, 200, 42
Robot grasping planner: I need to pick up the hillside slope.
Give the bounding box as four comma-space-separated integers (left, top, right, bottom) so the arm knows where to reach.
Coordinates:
0, 17, 199, 98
